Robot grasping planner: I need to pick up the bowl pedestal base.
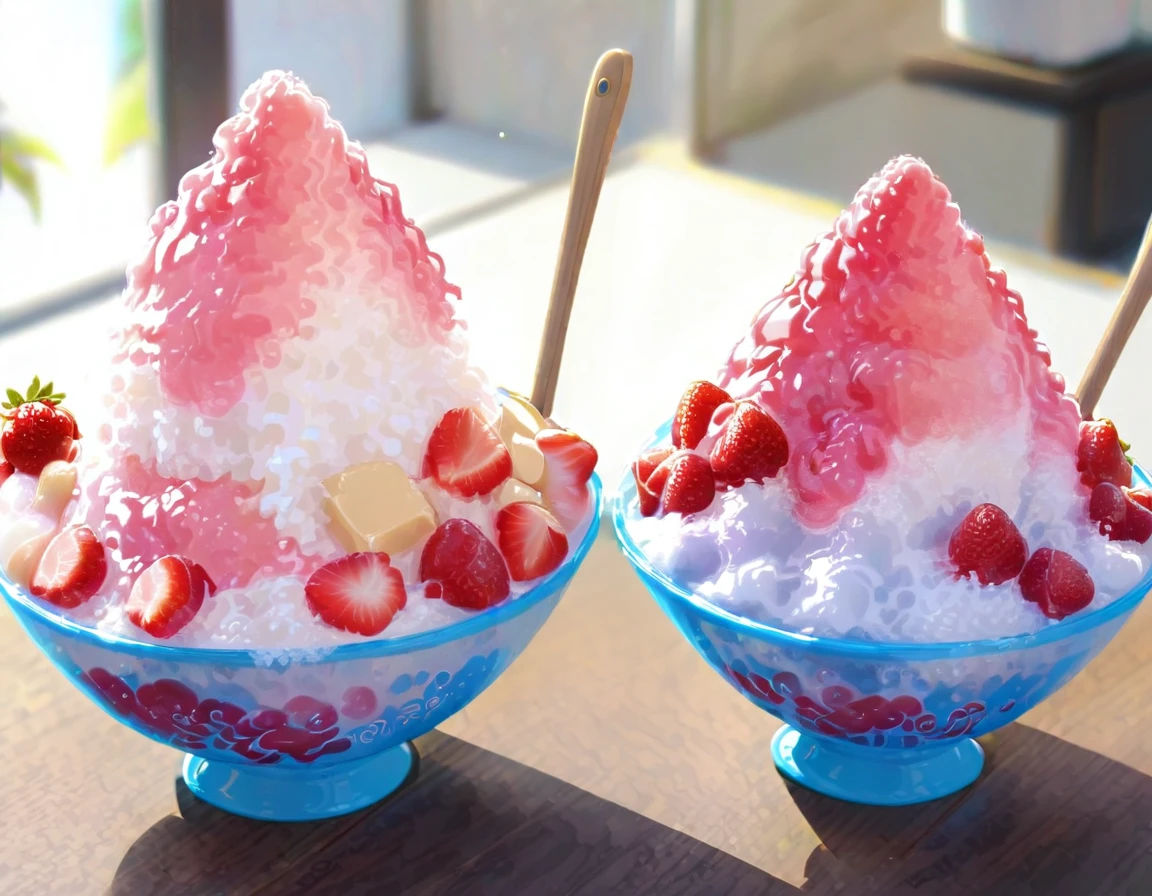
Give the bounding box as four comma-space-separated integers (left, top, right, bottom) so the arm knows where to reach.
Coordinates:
771, 725, 984, 806
182, 742, 417, 821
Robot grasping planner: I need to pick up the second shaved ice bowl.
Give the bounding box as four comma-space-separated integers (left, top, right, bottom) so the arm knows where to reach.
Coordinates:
616, 443, 1149, 805
613, 155, 1152, 803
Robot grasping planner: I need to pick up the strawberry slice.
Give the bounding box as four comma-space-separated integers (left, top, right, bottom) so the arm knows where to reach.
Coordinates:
190, 562, 219, 598
673, 381, 732, 450
126, 555, 211, 639
422, 407, 512, 498
1126, 487, 1152, 512
1077, 419, 1132, 489
1125, 498, 1152, 544
709, 400, 789, 488
633, 447, 673, 488
638, 451, 679, 516
0, 461, 13, 488
1018, 548, 1095, 620
632, 446, 673, 517
495, 502, 569, 581
304, 552, 407, 637
419, 518, 510, 609
947, 503, 1028, 585
1090, 482, 1152, 543
536, 429, 598, 528
660, 451, 715, 516
1089, 482, 1128, 538
29, 525, 107, 609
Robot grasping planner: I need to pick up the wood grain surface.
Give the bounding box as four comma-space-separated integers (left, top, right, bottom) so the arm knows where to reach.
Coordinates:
3, 530, 1152, 895
109, 731, 769, 896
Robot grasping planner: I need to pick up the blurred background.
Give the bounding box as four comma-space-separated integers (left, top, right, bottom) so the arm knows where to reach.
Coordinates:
4, 0, 1152, 473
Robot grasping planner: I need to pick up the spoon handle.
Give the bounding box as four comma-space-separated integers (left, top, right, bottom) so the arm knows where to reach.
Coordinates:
531, 49, 633, 418
1076, 213, 1152, 419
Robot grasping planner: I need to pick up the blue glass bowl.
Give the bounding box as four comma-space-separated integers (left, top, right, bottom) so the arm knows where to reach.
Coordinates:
613, 429, 1152, 806
1, 475, 601, 821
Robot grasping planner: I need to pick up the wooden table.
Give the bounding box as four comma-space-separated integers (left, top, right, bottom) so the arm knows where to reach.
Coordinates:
3, 527, 1152, 895
1, 143, 1148, 893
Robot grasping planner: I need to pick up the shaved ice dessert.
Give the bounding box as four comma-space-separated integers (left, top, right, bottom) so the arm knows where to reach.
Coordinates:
623, 156, 1152, 642
0, 72, 597, 650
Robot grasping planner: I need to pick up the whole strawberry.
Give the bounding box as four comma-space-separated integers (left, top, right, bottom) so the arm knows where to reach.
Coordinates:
659, 451, 716, 516
710, 400, 789, 488
947, 503, 1028, 585
1, 378, 77, 475
672, 381, 731, 450
1076, 419, 1132, 490
1018, 548, 1095, 620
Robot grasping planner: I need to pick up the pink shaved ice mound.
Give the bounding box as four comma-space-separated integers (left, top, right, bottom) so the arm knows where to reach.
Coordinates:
123, 70, 463, 416
0, 71, 597, 651
720, 156, 1081, 528
627, 156, 1152, 642
89, 456, 305, 600
92, 71, 494, 581
0, 71, 600, 653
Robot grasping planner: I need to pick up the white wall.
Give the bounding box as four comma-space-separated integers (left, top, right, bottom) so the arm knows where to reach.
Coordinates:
1137, 0, 1152, 36
697, 0, 945, 148
426, 0, 675, 150
228, 0, 410, 139
723, 80, 1060, 252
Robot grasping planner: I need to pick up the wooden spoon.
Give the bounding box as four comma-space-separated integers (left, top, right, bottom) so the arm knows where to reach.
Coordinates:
1076, 214, 1152, 419
530, 49, 633, 418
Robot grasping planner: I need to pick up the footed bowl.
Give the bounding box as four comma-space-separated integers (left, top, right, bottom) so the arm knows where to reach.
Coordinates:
1, 476, 601, 821
613, 437, 1152, 806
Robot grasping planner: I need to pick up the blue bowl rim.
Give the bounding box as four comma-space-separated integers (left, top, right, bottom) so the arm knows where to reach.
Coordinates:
612, 421, 1152, 660
0, 475, 602, 666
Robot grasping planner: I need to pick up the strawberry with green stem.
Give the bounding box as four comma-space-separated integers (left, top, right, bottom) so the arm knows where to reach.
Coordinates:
1, 376, 80, 475
1076, 418, 1132, 489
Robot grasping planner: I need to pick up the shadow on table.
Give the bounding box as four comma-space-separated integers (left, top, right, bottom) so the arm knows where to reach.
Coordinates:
787, 723, 1152, 896
108, 725, 1152, 894
109, 732, 787, 896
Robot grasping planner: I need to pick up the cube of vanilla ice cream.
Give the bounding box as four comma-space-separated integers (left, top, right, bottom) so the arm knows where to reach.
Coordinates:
323, 461, 437, 556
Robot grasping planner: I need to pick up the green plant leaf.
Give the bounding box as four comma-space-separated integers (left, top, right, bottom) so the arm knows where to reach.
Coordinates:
40, 381, 53, 398
5, 390, 22, 407
0, 150, 41, 221
28, 376, 40, 398
104, 60, 151, 166
2, 132, 62, 167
